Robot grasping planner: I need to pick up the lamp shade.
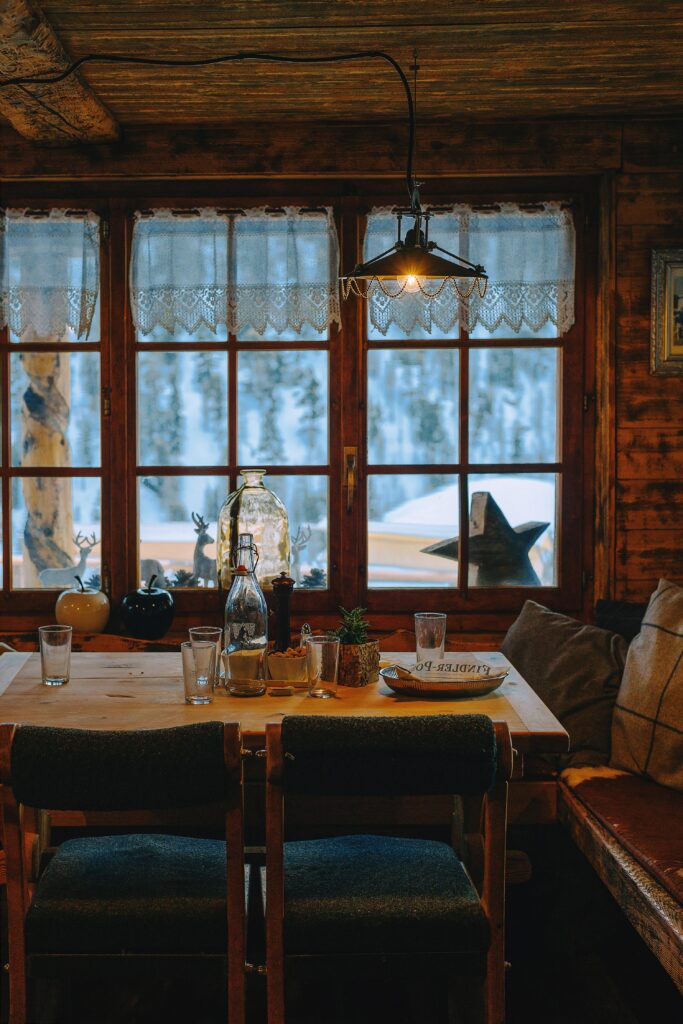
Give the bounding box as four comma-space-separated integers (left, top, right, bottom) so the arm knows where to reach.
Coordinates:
341, 230, 488, 301
346, 245, 486, 281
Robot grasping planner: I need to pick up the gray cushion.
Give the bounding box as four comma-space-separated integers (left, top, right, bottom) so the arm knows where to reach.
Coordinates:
283, 834, 489, 957
502, 601, 629, 768
280, 715, 497, 796
611, 579, 683, 792
11, 722, 230, 811
26, 834, 227, 954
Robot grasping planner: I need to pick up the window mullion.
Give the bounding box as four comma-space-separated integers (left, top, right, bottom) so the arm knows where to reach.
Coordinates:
337, 196, 363, 610
1, 326, 10, 595
459, 323, 471, 596
109, 202, 135, 606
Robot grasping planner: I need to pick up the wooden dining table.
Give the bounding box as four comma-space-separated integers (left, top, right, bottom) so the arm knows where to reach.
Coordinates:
0, 650, 567, 765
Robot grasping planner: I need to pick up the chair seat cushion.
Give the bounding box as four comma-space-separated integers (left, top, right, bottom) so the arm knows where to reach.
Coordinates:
283, 834, 489, 956
27, 834, 227, 954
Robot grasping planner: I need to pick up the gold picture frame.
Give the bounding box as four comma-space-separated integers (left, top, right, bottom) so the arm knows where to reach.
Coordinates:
651, 248, 683, 375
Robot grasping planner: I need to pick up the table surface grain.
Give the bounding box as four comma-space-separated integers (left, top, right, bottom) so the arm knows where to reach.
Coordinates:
0, 651, 568, 755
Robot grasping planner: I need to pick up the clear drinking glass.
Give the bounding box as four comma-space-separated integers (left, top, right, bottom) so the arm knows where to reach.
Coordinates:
181, 641, 214, 705
306, 636, 340, 699
188, 626, 223, 688
414, 612, 447, 664
39, 625, 72, 687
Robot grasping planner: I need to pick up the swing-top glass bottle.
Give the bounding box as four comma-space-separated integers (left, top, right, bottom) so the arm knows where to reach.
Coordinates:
223, 533, 267, 697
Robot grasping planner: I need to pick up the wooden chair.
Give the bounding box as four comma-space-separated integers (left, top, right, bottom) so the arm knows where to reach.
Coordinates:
265, 714, 513, 1024
0, 721, 246, 1024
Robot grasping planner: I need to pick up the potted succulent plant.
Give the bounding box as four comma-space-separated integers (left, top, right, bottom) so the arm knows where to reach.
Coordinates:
330, 606, 380, 687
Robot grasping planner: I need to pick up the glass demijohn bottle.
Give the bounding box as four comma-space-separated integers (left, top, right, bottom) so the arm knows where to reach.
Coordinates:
224, 561, 268, 697
216, 469, 290, 591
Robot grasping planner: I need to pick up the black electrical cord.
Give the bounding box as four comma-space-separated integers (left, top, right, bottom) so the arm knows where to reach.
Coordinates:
0, 49, 416, 201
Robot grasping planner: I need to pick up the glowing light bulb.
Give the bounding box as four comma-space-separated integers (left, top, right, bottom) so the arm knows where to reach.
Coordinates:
404, 274, 420, 293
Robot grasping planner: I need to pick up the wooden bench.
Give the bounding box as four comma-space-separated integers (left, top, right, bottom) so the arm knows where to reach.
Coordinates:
557, 767, 683, 994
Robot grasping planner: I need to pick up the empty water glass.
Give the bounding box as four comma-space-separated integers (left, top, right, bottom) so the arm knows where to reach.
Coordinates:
188, 626, 223, 688
414, 612, 447, 663
39, 625, 72, 687
306, 636, 340, 699
181, 641, 214, 705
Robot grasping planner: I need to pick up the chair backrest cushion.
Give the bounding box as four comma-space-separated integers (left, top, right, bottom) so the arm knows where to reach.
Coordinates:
279, 714, 497, 796
10, 722, 231, 810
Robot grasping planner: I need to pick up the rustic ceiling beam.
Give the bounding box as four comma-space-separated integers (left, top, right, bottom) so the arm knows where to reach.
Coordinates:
0, 0, 118, 144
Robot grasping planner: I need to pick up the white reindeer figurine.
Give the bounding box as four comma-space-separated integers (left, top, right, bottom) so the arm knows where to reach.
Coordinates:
39, 531, 99, 589
191, 513, 217, 587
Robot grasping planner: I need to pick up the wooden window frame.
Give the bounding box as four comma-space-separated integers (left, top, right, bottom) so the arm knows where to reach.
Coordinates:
116, 193, 346, 619
0, 176, 597, 632
0, 198, 112, 618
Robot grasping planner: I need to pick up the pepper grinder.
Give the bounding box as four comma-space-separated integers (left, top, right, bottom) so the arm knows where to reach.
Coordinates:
271, 571, 295, 652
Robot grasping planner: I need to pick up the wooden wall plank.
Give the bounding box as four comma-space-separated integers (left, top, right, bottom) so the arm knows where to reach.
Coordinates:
594, 171, 617, 599
617, 481, 683, 532
617, 431, 683, 481
616, 531, 683, 580
623, 121, 683, 173
0, 119, 623, 180
617, 386, 683, 429
614, 163, 683, 601
0, 0, 119, 143
615, 578, 663, 601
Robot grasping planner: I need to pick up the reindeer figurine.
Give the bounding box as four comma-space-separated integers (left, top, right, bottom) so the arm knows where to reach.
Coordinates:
290, 524, 312, 584
191, 513, 217, 587
39, 532, 99, 589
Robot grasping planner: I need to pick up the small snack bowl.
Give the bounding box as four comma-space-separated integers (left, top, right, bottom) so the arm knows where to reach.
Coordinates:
268, 647, 308, 684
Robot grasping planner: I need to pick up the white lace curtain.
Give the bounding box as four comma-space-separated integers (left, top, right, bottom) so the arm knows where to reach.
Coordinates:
0, 209, 100, 339
130, 207, 340, 337
364, 202, 575, 337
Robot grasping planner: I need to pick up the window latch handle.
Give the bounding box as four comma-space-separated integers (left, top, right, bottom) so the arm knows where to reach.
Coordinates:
343, 447, 358, 514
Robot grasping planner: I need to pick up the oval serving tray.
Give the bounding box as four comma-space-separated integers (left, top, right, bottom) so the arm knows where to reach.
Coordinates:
379, 664, 508, 699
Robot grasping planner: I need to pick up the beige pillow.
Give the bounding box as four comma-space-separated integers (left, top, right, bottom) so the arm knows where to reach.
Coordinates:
610, 579, 683, 791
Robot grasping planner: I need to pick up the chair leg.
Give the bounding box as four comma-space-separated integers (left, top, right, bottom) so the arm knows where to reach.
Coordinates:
267, 961, 286, 1024
228, 964, 245, 1024
485, 942, 505, 1024
7, 959, 27, 1024
447, 974, 485, 1024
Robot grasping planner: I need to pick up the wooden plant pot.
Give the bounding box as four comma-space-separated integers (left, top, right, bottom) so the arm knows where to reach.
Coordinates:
338, 640, 380, 687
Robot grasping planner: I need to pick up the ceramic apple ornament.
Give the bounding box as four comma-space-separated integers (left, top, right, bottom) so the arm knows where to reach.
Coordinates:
120, 574, 175, 640
55, 575, 110, 633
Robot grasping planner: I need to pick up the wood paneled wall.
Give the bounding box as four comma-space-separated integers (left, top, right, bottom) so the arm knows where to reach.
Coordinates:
614, 159, 683, 601
2, 117, 682, 609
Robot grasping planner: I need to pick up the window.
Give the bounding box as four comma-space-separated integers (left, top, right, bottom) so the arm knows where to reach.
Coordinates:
363, 202, 579, 612
0, 210, 105, 609
0, 183, 592, 624
129, 207, 338, 602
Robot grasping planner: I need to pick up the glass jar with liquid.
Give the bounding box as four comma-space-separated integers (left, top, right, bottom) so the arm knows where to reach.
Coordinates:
216, 469, 290, 591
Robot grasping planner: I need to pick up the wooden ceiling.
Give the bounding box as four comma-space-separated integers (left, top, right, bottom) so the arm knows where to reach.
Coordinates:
2, 0, 683, 144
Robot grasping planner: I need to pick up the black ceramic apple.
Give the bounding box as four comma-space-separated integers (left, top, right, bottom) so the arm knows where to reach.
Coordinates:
120, 575, 175, 640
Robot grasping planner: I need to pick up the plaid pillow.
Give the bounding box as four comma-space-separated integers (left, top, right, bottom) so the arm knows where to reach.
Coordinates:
610, 579, 683, 792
